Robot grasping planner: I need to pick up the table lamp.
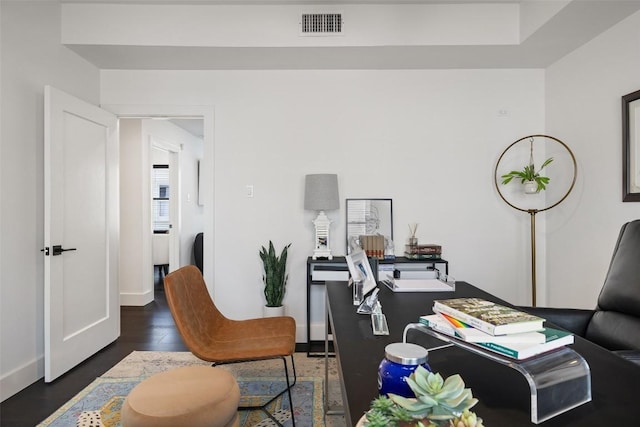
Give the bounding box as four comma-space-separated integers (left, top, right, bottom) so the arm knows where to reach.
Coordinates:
304, 174, 339, 260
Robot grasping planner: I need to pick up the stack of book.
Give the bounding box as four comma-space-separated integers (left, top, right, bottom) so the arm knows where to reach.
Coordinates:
404, 243, 441, 259
360, 235, 385, 260
420, 297, 574, 360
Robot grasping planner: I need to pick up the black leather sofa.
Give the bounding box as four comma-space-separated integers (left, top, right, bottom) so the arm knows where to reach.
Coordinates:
520, 219, 640, 365
193, 232, 203, 273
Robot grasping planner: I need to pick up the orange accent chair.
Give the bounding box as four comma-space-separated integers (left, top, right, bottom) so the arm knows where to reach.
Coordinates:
163, 265, 297, 426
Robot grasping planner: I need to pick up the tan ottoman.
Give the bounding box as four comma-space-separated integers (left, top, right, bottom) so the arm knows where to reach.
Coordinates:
121, 365, 240, 427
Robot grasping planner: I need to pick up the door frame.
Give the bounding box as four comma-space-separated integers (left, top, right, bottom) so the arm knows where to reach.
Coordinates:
103, 104, 216, 298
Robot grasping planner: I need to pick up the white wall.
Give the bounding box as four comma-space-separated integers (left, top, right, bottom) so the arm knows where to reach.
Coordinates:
100, 69, 545, 341
119, 119, 147, 304
119, 118, 203, 306
61, 3, 519, 48
0, 1, 100, 401
545, 10, 640, 309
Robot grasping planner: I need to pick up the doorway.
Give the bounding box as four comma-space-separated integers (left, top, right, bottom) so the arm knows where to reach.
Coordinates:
114, 109, 211, 307
150, 140, 181, 296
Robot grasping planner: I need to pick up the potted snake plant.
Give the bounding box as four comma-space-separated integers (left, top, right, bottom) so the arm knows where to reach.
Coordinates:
259, 241, 291, 317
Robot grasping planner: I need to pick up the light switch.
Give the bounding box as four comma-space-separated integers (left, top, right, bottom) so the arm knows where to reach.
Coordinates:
246, 185, 254, 198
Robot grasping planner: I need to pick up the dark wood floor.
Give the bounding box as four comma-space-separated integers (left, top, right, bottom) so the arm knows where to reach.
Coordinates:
0, 271, 188, 427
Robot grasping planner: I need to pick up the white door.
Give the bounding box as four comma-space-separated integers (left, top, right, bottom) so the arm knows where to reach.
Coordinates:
44, 86, 120, 382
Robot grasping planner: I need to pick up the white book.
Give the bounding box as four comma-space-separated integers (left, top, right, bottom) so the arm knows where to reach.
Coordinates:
433, 298, 545, 336
383, 277, 453, 293
419, 314, 546, 344
399, 270, 438, 279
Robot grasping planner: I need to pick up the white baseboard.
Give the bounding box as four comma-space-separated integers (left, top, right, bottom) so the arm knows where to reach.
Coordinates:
0, 355, 44, 402
119, 290, 154, 306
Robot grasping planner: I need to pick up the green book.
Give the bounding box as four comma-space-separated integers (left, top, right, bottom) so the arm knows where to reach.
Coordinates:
473, 328, 574, 360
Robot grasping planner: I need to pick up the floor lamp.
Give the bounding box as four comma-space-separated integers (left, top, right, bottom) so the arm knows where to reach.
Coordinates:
494, 135, 577, 306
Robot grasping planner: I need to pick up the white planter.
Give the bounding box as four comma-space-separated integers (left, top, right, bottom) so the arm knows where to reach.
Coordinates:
263, 305, 285, 317
523, 181, 538, 194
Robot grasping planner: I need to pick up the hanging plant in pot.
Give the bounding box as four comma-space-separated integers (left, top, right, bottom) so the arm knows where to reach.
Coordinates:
259, 241, 291, 317
501, 157, 553, 194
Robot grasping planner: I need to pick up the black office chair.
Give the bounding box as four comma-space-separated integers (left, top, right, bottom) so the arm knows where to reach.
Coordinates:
520, 219, 640, 364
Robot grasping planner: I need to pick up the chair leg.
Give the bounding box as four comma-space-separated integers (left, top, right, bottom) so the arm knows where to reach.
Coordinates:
256, 355, 296, 427
225, 354, 297, 427
283, 355, 296, 427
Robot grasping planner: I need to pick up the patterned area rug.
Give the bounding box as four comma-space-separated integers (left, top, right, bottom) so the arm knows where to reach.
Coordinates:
37, 351, 345, 427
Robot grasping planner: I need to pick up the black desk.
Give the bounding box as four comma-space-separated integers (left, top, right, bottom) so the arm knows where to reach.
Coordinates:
307, 256, 448, 355
326, 280, 640, 426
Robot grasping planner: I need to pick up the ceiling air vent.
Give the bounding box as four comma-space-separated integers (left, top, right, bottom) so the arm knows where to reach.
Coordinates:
300, 13, 343, 36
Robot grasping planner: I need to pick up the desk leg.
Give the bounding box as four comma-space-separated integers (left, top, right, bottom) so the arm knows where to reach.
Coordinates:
324, 292, 344, 417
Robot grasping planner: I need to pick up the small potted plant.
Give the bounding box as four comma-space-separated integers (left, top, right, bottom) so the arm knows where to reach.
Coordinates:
501, 157, 553, 194
259, 241, 291, 317
360, 366, 484, 427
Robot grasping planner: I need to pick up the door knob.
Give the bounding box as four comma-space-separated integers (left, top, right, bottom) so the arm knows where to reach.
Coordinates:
52, 245, 77, 256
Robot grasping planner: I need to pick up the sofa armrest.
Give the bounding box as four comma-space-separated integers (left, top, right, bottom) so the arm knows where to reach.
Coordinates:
517, 306, 595, 337
614, 350, 640, 366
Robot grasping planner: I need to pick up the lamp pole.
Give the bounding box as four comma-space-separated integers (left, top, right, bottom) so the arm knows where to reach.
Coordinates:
494, 135, 577, 307
529, 209, 538, 306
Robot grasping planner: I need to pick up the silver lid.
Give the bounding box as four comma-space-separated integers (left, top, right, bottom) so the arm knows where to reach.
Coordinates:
384, 342, 428, 365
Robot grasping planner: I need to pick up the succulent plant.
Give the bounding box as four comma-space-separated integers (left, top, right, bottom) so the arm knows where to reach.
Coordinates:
363, 369, 482, 427
389, 405, 414, 422
388, 366, 478, 421
370, 395, 396, 413
365, 396, 437, 427
364, 409, 393, 427
371, 396, 414, 422
449, 409, 485, 427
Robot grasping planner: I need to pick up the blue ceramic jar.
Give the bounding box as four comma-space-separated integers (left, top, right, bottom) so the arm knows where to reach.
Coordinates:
378, 342, 431, 398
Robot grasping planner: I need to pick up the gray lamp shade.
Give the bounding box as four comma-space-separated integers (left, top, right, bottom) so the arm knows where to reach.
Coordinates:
304, 174, 339, 211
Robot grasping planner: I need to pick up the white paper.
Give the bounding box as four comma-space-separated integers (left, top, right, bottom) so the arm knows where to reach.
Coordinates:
384, 277, 453, 292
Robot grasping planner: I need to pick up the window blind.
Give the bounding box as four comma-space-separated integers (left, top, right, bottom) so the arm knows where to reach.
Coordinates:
152, 165, 170, 231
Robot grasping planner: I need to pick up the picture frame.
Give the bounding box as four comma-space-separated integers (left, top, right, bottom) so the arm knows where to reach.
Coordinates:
622, 89, 640, 202
346, 198, 393, 254
345, 249, 377, 297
